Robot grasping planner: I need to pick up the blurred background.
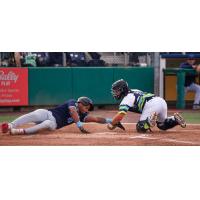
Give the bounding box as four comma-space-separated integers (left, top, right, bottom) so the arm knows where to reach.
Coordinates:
0, 52, 200, 123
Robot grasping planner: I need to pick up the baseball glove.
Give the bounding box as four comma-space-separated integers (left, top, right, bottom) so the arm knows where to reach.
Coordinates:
115, 122, 126, 130
107, 122, 125, 131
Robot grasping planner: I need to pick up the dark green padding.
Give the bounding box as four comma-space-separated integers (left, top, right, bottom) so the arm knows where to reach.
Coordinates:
28, 67, 154, 105
29, 67, 72, 105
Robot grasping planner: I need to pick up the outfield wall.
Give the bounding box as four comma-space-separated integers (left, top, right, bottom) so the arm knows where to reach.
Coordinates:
28, 67, 154, 105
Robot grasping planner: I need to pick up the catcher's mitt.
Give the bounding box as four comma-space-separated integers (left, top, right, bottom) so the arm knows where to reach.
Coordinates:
107, 122, 125, 131
115, 122, 125, 130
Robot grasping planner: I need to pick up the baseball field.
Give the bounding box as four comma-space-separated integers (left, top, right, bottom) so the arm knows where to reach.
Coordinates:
0, 109, 200, 146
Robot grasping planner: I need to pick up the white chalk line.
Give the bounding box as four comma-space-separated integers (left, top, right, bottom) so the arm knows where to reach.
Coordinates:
130, 135, 200, 145
94, 132, 116, 135
160, 138, 199, 145
167, 129, 200, 133
84, 122, 200, 126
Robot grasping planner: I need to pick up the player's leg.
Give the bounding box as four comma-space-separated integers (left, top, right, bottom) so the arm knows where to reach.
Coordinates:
157, 116, 178, 130
157, 113, 186, 130
2, 109, 56, 134
139, 97, 186, 131
188, 83, 200, 109
156, 100, 186, 130
10, 109, 50, 128
10, 119, 57, 135
136, 97, 165, 133
155, 98, 177, 130
10, 110, 57, 135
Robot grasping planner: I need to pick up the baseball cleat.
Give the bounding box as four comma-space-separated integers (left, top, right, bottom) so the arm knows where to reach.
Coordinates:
1, 122, 9, 133
193, 104, 200, 110
149, 112, 158, 127
174, 113, 186, 128
10, 128, 25, 135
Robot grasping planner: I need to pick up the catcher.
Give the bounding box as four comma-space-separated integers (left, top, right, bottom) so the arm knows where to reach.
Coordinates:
107, 79, 186, 133
1, 96, 124, 135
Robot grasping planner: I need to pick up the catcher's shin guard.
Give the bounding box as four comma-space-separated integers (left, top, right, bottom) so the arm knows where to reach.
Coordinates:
136, 120, 151, 133
157, 116, 178, 130
136, 112, 157, 133
157, 113, 186, 130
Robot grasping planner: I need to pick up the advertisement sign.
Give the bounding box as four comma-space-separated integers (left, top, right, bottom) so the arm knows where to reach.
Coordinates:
0, 68, 28, 106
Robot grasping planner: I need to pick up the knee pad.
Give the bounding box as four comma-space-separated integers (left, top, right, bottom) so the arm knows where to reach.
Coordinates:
157, 122, 168, 130
136, 120, 151, 133
157, 117, 178, 131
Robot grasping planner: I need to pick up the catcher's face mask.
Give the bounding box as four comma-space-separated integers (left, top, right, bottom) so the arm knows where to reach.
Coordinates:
111, 79, 129, 100
111, 88, 122, 100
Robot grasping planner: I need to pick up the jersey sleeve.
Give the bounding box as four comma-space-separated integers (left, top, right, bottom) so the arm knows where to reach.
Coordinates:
119, 94, 135, 113
67, 99, 77, 108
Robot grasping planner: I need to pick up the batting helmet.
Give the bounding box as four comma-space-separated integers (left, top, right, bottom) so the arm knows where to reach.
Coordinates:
111, 79, 130, 100
77, 96, 94, 111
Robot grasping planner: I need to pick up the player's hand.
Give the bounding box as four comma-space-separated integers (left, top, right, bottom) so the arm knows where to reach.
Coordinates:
79, 126, 90, 134
76, 121, 90, 134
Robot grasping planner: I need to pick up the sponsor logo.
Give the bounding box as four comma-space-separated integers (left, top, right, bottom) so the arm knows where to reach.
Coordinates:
0, 71, 19, 83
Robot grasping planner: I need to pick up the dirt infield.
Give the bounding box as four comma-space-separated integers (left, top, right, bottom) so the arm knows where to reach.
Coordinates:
0, 110, 200, 146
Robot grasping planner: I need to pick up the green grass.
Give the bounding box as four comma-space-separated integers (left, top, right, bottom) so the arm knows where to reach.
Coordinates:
182, 112, 200, 124
0, 111, 199, 124
0, 115, 19, 123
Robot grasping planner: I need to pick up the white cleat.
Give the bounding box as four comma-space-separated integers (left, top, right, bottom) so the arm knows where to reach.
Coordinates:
174, 113, 186, 128
10, 128, 25, 135
193, 105, 200, 110
148, 112, 158, 127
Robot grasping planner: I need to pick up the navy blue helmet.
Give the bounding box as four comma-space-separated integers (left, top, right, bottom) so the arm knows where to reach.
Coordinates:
77, 96, 94, 111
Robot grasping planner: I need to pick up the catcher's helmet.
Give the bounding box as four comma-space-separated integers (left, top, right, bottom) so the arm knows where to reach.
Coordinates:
111, 79, 129, 100
77, 96, 94, 111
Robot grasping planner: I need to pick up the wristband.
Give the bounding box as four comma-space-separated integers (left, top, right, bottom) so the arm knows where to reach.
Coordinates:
105, 118, 112, 124
76, 121, 83, 128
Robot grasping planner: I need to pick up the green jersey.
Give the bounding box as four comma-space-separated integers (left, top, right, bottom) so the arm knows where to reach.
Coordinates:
119, 89, 155, 114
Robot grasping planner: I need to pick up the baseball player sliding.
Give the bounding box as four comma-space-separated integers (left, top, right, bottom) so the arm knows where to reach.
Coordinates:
107, 79, 186, 133
1, 97, 124, 135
